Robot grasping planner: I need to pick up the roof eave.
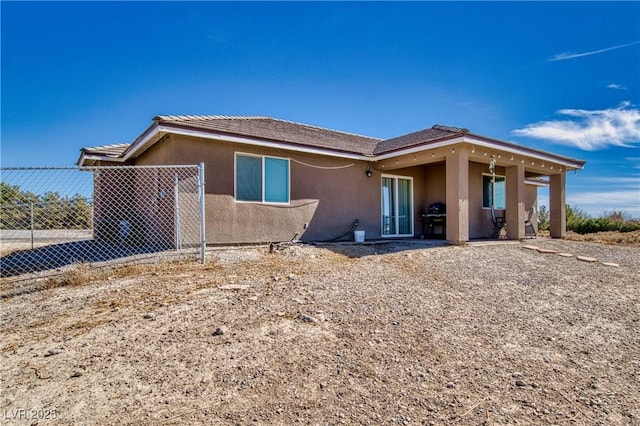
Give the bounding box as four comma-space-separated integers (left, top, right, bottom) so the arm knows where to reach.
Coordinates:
525, 178, 549, 187
77, 119, 586, 171
374, 135, 585, 170
464, 134, 586, 170
119, 121, 165, 161
374, 135, 468, 160
147, 124, 374, 160
77, 152, 128, 167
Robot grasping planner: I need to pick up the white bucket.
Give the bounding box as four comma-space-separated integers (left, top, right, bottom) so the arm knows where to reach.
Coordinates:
354, 230, 365, 243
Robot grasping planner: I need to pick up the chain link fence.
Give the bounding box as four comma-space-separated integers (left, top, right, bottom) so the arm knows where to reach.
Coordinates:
1, 165, 205, 281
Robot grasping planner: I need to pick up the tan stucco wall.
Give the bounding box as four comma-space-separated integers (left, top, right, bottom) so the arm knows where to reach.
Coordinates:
391, 160, 504, 240
131, 135, 541, 243
136, 134, 385, 244
423, 163, 446, 210
525, 184, 538, 228
549, 172, 566, 238
468, 162, 537, 239
415, 161, 538, 239
505, 164, 525, 239
93, 170, 136, 243
91, 159, 177, 247
445, 149, 469, 243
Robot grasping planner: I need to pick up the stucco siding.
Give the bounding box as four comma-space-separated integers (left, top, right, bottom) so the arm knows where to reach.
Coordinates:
423, 163, 447, 212
418, 161, 537, 240
134, 134, 384, 244
128, 134, 543, 244
525, 184, 538, 229
469, 162, 499, 239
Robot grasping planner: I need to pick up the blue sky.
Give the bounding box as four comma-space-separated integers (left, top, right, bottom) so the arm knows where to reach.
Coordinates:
2, 1, 639, 217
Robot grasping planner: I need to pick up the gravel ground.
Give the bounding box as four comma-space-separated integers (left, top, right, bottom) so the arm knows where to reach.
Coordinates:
1, 239, 639, 425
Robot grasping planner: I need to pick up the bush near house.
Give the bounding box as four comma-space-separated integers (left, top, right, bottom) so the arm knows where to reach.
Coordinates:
536, 205, 640, 246
537, 205, 550, 231
537, 205, 640, 234
566, 205, 640, 234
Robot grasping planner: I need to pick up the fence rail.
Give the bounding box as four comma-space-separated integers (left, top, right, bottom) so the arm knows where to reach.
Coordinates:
1, 164, 205, 281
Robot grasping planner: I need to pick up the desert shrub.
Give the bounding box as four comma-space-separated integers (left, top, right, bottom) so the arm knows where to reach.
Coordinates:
619, 220, 640, 233
565, 205, 640, 234
537, 205, 549, 231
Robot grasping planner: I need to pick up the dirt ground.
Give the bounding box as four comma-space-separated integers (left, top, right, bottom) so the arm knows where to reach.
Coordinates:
1, 239, 639, 425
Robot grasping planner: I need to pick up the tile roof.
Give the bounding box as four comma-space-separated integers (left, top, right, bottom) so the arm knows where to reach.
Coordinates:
81, 143, 129, 158
79, 115, 584, 169
154, 115, 381, 156
373, 124, 468, 155
80, 117, 464, 159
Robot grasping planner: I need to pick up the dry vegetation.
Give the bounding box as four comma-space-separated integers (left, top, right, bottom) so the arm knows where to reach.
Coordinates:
1, 239, 639, 425
564, 230, 640, 246
536, 230, 640, 247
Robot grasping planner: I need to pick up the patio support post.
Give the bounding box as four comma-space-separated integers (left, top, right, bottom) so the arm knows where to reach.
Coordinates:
549, 172, 566, 238
445, 147, 469, 244
505, 164, 525, 240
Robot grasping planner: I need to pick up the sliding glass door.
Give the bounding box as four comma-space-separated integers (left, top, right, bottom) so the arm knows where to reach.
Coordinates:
381, 175, 413, 237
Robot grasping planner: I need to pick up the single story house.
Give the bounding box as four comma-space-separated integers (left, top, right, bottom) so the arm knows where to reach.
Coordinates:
78, 115, 585, 245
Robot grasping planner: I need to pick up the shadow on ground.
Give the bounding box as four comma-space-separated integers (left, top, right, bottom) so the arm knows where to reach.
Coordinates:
311, 239, 450, 259
0, 240, 173, 278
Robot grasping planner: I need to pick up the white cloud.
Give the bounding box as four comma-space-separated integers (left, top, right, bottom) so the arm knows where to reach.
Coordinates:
512, 102, 640, 150
588, 176, 640, 185
567, 189, 640, 217
548, 40, 640, 62
625, 157, 640, 169
607, 83, 627, 91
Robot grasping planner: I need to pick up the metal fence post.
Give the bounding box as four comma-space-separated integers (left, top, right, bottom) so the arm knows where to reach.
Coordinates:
198, 162, 206, 263
1, 165, 204, 280
30, 202, 35, 250
173, 173, 181, 252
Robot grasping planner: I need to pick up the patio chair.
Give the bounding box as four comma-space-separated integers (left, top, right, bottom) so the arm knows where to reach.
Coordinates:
489, 185, 507, 239
491, 215, 507, 239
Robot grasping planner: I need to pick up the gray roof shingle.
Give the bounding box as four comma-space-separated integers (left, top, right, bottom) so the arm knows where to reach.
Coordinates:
373, 125, 467, 155
82, 116, 464, 159
79, 116, 584, 169
154, 115, 381, 156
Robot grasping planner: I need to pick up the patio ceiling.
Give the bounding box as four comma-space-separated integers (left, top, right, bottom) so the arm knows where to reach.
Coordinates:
373, 141, 581, 176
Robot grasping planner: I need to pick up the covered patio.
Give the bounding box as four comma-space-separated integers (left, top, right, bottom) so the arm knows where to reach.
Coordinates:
372, 131, 585, 245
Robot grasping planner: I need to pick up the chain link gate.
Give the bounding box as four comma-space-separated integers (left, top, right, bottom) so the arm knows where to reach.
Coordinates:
1, 164, 205, 281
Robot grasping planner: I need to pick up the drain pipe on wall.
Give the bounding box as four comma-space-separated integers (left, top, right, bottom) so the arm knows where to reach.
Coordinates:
318, 218, 361, 243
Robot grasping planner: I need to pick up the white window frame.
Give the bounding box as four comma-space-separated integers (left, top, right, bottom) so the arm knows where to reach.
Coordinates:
234, 152, 290, 204
482, 173, 506, 210
381, 173, 414, 238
